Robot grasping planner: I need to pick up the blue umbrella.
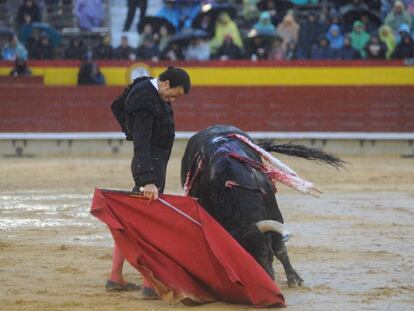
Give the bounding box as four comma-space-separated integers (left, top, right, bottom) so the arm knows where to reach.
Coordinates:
19, 22, 62, 47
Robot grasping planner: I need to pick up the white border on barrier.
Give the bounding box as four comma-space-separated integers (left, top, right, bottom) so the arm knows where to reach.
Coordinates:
0, 132, 413, 140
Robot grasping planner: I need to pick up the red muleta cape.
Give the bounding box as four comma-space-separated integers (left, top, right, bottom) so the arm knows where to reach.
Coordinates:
91, 188, 286, 307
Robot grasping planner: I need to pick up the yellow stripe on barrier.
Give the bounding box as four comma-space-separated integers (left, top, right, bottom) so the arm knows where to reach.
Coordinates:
2, 65, 414, 86
101, 67, 128, 85
43, 67, 78, 85
153, 67, 414, 86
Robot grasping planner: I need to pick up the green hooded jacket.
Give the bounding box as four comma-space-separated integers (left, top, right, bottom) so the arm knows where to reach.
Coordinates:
350, 21, 370, 58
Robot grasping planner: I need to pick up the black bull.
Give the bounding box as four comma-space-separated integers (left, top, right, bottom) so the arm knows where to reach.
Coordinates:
181, 125, 343, 286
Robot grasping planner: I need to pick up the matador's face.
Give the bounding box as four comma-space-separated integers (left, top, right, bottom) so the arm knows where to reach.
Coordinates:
158, 80, 185, 104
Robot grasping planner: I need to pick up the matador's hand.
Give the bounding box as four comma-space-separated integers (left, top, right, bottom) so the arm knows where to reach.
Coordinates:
140, 184, 159, 200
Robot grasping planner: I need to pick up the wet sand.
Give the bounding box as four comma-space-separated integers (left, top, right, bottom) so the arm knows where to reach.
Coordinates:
1, 153, 413, 310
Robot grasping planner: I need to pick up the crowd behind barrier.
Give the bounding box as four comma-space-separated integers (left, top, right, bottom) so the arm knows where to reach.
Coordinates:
0, 0, 414, 69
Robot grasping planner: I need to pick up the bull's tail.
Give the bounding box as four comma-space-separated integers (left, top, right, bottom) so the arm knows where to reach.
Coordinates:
259, 142, 345, 168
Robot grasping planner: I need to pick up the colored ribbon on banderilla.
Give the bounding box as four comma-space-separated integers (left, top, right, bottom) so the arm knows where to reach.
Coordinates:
228, 133, 322, 197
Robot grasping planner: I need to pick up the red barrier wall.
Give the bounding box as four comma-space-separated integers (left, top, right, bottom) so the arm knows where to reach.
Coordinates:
1, 85, 413, 132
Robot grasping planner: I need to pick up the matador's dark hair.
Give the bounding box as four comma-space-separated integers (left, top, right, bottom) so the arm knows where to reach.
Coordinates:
159, 66, 191, 94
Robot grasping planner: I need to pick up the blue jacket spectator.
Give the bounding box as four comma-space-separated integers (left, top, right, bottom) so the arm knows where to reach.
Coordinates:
327, 24, 344, 50
75, 0, 105, 30
253, 11, 276, 35
2, 35, 28, 60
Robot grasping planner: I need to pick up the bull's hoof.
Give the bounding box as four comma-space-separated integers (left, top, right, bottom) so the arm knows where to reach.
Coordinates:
287, 273, 304, 288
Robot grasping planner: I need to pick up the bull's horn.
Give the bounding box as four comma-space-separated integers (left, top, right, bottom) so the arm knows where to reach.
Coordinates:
255, 220, 292, 242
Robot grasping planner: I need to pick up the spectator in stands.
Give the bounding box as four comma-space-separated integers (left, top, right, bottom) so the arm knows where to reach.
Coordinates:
31, 33, 54, 59
246, 35, 271, 60
197, 15, 213, 35
384, 1, 412, 35
93, 35, 114, 59
336, 35, 361, 60
291, 0, 319, 4
215, 34, 243, 60
136, 34, 160, 61
137, 24, 154, 46
276, 13, 300, 50
65, 37, 87, 60
253, 11, 276, 36
2, 35, 28, 60
259, 0, 283, 26
350, 20, 370, 58
74, 0, 105, 30
242, 0, 260, 28
114, 35, 135, 60
268, 36, 285, 60
284, 40, 298, 60
17, 0, 41, 27
20, 12, 34, 29
396, 23, 412, 42
326, 24, 345, 53
311, 36, 334, 59
157, 25, 172, 52
360, 12, 378, 34
406, 0, 414, 17
381, 0, 394, 20
379, 24, 397, 58
210, 12, 243, 54
25, 28, 40, 58
9, 57, 32, 77
364, 34, 387, 59
78, 60, 105, 85
161, 42, 184, 61
296, 12, 322, 59
392, 30, 414, 58
184, 38, 210, 61
123, 0, 148, 32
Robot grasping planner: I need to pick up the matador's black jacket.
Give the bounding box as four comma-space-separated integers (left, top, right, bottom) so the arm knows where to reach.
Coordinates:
111, 77, 174, 192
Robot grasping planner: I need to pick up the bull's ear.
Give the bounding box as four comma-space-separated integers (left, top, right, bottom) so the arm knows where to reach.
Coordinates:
255, 220, 292, 242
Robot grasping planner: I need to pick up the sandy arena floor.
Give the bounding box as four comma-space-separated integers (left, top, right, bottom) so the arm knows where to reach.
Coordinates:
0, 152, 413, 311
